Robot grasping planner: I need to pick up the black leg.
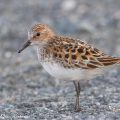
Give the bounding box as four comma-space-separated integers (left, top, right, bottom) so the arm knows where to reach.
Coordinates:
73, 81, 81, 111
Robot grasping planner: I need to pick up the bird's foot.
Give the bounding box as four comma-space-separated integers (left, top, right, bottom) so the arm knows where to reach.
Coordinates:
74, 106, 83, 112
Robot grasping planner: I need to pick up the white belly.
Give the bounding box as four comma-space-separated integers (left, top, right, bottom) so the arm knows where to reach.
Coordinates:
37, 47, 105, 81
41, 62, 104, 81
42, 62, 83, 81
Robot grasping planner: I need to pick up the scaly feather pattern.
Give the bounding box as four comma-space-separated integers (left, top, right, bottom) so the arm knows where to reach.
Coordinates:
40, 36, 120, 69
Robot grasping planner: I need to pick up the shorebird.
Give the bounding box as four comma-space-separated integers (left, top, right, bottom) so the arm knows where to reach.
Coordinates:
18, 23, 120, 111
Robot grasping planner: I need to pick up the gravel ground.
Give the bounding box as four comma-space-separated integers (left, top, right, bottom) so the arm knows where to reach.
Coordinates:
0, 0, 120, 119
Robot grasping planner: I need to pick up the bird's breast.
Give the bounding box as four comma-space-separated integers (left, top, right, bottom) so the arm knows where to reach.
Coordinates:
36, 47, 105, 81
37, 47, 83, 80
41, 61, 85, 81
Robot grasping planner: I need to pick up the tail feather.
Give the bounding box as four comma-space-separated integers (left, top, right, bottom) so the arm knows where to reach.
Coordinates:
97, 57, 120, 66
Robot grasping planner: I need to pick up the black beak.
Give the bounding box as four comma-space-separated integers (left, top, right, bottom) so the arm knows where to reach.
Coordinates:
18, 40, 31, 53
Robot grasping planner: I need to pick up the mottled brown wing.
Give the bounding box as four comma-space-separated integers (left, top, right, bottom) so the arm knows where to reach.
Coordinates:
97, 57, 120, 66
48, 36, 120, 69
75, 45, 120, 69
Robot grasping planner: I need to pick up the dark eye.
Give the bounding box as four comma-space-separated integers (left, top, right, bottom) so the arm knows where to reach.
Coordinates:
36, 33, 40, 36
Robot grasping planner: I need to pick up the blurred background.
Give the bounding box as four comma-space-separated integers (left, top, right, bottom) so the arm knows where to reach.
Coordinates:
0, 0, 120, 119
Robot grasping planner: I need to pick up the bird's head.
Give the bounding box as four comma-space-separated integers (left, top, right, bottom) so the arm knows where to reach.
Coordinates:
18, 24, 54, 53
